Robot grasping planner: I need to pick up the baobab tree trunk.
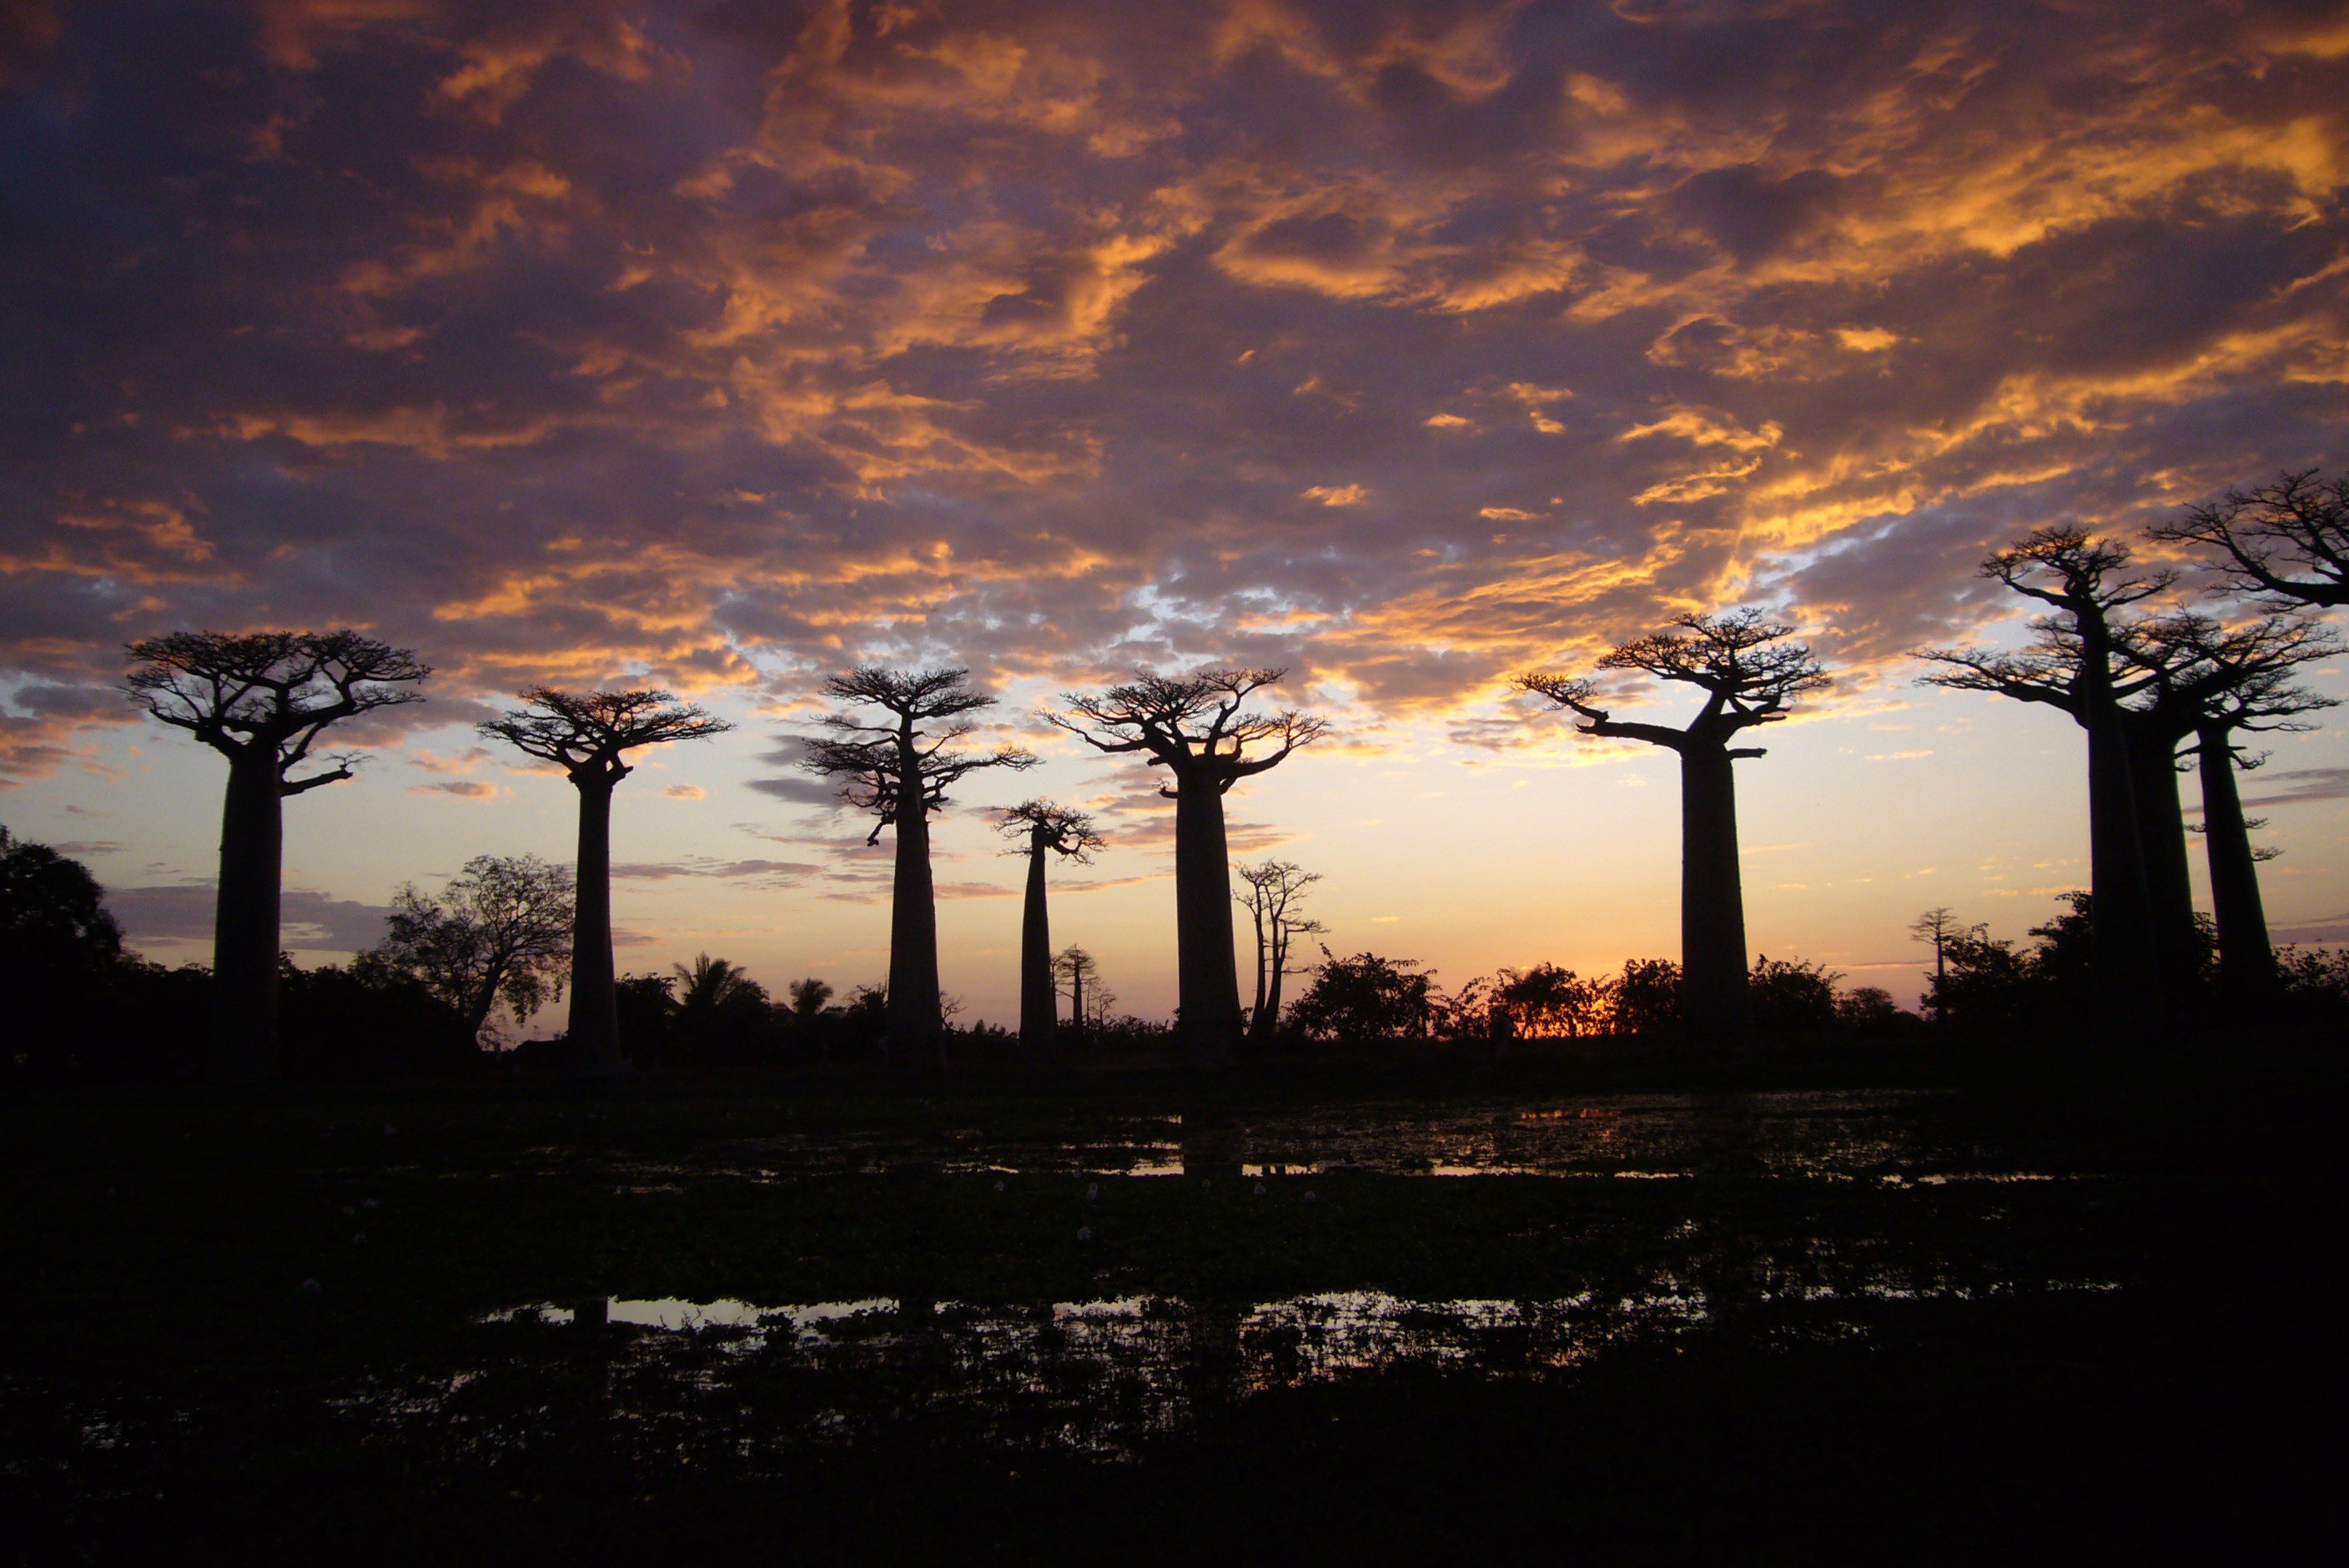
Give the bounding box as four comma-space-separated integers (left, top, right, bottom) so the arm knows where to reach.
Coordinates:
886, 746, 943, 1055
2125, 722, 2203, 990
209, 748, 285, 1083
1019, 832, 1054, 1049
2085, 719, 2163, 1037
1248, 902, 1269, 1030
1255, 922, 1292, 1043
1677, 746, 1749, 1037
2196, 725, 2276, 996
1171, 781, 1244, 1058
1069, 964, 1084, 1035
567, 776, 622, 1068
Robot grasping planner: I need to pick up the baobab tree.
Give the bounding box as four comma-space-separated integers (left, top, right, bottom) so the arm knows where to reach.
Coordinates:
1235, 859, 1324, 1043
1048, 669, 1325, 1057
800, 667, 1035, 1053
2130, 615, 2341, 995
1916, 528, 2175, 1035
2150, 467, 2347, 610
124, 631, 429, 1081
997, 801, 1104, 1049
1054, 945, 1109, 1033
1518, 610, 1829, 1035
480, 688, 731, 1068
2114, 611, 2342, 986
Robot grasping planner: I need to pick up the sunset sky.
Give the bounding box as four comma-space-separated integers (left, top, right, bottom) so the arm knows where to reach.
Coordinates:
4, 0, 2346, 1028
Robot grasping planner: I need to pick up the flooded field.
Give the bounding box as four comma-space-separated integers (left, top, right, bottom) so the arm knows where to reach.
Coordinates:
2, 1064, 2334, 1560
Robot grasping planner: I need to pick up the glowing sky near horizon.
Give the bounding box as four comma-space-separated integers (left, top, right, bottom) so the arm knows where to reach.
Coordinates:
3, 0, 2346, 1028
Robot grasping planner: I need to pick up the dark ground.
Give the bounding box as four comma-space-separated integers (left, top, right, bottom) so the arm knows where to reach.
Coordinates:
2, 1039, 2341, 1564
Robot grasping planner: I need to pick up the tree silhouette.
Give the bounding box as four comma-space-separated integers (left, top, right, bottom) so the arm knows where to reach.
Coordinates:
996, 801, 1103, 1050
480, 688, 730, 1068
1053, 945, 1109, 1033
1519, 609, 1829, 1035
1908, 907, 1979, 1022
2150, 467, 2348, 609
1234, 859, 1323, 1044
2138, 618, 2340, 996
2116, 611, 2341, 991
787, 976, 834, 1019
124, 631, 429, 1081
1915, 528, 2175, 1035
364, 854, 574, 1045
1048, 669, 1325, 1057
799, 667, 1035, 1053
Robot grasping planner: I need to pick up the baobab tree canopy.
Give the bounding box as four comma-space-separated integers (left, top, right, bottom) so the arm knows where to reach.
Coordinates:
1517, 609, 1830, 753
803, 667, 1038, 845
2152, 467, 2349, 609
480, 687, 732, 784
124, 631, 430, 783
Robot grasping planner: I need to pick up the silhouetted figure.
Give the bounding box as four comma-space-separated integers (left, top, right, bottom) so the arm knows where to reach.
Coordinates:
480, 689, 731, 1069
995, 802, 1104, 1051
1234, 859, 1324, 1045
1519, 610, 1828, 1038
1917, 529, 2175, 1037
799, 667, 1035, 1057
1049, 669, 1325, 1058
365, 854, 574, 1045
2151, 466, 2348, 609
124, 631, 428, 1081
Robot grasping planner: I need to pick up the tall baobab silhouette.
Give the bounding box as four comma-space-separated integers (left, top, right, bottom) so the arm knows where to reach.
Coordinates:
1048, 669, 1325, 1058
1235, 859, 1323, 1043
996, 801, 1104, 1049
2110, 611, 2342, 986
1916, 528, 2175, 1035
480, 688, 731, 1068
124, 631, 429, 1081
1519, 610, 1829, 1035
2150, 467, 2347, 609
2135, 616, 2341, 995
799, 667, 1035, 1054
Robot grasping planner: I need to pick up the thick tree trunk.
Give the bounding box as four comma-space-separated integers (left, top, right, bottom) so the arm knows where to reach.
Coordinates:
2196, 725, 2276, 996
2125, 721, 2202, 990
2084, 717, 2163, 1036
885, 744, 943, 1054
1019, 834, 1054, 1049
1677, 746, 1749, 1037
567, 776, 623, 1067
209, 747, 285, 1083
1172, 780, 1243, 1057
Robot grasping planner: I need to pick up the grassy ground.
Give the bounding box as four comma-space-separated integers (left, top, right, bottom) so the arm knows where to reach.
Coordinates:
2, 1043, 2341, 1563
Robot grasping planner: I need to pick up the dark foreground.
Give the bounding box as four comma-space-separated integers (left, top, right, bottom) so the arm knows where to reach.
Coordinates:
2, 1043, 2341, 1564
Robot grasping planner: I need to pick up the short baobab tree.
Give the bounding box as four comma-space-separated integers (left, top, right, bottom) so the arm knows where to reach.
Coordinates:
1053, 944, 1110, 1033
1518, 610, 1829, 1036
1915, 528, 2176, 1033
1235, 859, 1324, 1044
799, 667, 1035, 1053
124, 630, 430, 1081
480, 688, 732, 1068
997, 801, 1104, 1049
1048, 669, 1325, 1057
2150, 467, 2348, 610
